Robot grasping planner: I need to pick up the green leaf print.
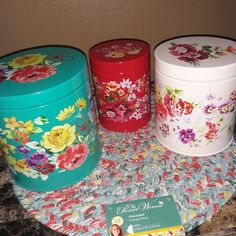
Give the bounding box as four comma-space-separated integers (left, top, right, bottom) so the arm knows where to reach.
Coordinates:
166, 86, 174, 95
34, 116, 49, 125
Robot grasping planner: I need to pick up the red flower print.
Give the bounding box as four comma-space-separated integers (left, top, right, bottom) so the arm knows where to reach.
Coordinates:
164, 93, 175, 117
178, 56, 198, 63
205, 130, 217, 140
226, 46, 236, 54
162, 94, 193, 118
0, 74, 7, 83
169, 42, 236, 66
173, 98, 185, 116
205, 122, 218, 141
169, 43, 197, 57
183, 101, 193, 115
37, 162, 55, 175
10, 65, 56, 83
196, 50, 209, 60
155, 101, 167, 121
179, 49, 209, 62
206, 122, 217, 130
57, 143, 89, 170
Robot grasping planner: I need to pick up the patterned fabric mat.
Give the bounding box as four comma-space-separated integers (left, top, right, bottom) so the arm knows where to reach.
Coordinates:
13, 115, 236, 236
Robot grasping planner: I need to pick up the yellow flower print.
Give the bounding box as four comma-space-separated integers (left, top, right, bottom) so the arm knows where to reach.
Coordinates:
75, 98, 87, 110
18, 120, 34, 133
106, 81, 120, 92
107, 51, 125, 58
0, 137, 15, 156
4, 117, 18, 131
6, 156, 31, 174
8, 53, 46, 69
42, 124, 76, 152
15, 159, 32, 173
56, 105, 76, 121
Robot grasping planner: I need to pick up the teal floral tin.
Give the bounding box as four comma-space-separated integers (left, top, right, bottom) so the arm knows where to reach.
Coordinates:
0, 46, 101, 191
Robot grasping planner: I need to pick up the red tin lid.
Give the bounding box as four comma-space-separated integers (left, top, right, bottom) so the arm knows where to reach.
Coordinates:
89, 39, 150, 73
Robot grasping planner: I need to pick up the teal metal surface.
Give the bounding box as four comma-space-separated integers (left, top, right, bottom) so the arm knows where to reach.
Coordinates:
0, 46, 101, 191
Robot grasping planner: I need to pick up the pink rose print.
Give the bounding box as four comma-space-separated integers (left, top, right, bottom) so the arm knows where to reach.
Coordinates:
169, 42, 236, 66
10, 65, 56, 83
169, 43, 197, 57
169, 43, 203, 64
103, 101, 133, 122
57, 143, 89, 170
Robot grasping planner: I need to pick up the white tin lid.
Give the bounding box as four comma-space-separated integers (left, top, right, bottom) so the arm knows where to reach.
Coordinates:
154, 36, 236, 82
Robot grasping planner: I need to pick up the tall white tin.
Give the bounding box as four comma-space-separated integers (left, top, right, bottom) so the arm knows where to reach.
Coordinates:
154, 36, 236, 156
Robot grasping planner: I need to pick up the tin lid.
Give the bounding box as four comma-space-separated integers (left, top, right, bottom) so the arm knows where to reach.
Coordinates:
89, 39, 150, 72
154, 36, 236, 82
0, 46, 87, 109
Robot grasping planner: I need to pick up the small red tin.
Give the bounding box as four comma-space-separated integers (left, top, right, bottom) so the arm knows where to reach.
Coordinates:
89, 39, 151, 132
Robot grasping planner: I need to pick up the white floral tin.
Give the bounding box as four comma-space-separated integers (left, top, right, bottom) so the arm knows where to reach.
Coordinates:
154, 36, 236, 156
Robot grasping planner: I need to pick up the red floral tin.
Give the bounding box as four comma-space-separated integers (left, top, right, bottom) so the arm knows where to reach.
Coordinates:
89, 39, 151, 132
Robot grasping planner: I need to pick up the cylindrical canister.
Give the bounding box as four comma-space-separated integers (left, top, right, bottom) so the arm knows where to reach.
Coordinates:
89, 39, 151, 132
154, 36, 236, 156
0, 46, 101, 191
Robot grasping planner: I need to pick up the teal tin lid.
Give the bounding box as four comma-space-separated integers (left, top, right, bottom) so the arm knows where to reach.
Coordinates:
0, 46, 87, 109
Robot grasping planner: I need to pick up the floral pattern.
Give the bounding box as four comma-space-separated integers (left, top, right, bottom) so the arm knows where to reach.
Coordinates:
95, 75, 150, 123
57, 143, 89, 170
155, 86, 236, 147
1, 98, 92, 180
169, 43, 236, 66
0, 53, 62, 83
98, 42, 142, 58
13, 109, 236, 235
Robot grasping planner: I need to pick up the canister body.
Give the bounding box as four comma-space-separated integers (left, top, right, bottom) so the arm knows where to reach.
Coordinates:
154, 36, 236, 156
89, 39, 151, 132
155, 71, 236, 156
0, 46, 101, 191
